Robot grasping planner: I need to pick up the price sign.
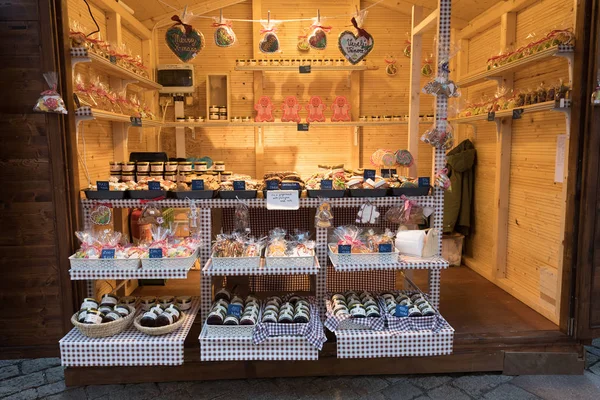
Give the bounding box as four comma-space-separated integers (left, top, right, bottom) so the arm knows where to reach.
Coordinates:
338, 244, 352, 254
149, 248, 163, 259
266, 180, 280, 190
266, 190, 299, 210
109, 55, 117, 64
100, 249, 115, 259
379, 243, 392, 253
418, 177, 431, 187
395, 305, 409, 317
487, 111, 496, 121
512, 109, 524, 119
227, 304, 243, 318
96, 181, 110, 191
390, 169, 397, 176
233, 181, 246, 190
281, 181, 300, 190
297, 123, 309, 131
130, 117, 142, 127
148, 181, 161, 191
299, 65, 311, 74
363, 169, 376, 180
191, 180, 204, 190
381, 169, 391, 178
320, 179, 333, 190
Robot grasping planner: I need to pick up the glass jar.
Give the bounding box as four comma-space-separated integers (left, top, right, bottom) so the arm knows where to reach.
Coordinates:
109, 162, 122, 172
136, 162, 149, 172
209, 113, 219, 120
80, 298, 99, 310
150, 162, 164, 172
136, 172, 149, 181
150, 172, 163, 180
178, 161, 192, 172
220, 171, 232, 182
140, 296, 156, 311
164, 172, 176, 182
121, 172, 135, 182
209, 105, 219, 113
214, 161, 225, 171
82, 309, 104, 325
121, 162, 135, 172
165, 161, 178, 172
176, 296, 192, 311
110, 172, 121, 181
195, 161, 207, 172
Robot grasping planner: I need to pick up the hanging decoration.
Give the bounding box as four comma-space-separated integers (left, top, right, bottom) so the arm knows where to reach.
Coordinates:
331, 95, 351, 122
404, 37, 411, 58
254, 96, 275, 122
434, 168, 452, 191
356, 201, 380, 224
315, 200, 333, 228
421, 119, 454, 150
308, 10, 331, 50
165, 10, 205, 62
297, 33, 310, 52
384, 55, 398, 76
234, 199, 250, 233
259, 11, 280, 54
421, 55, 433, 77
90, 204, 112, 226
306, 96, 326, 123
33, 72, 67, 114
422, 77, 460, 97
281, 96, 301, 123
338, 10, 374, 65
212, 10, 236, 47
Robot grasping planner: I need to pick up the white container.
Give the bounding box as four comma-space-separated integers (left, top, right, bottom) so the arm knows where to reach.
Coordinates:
109, 162, 122, 172
165, 162, 178, 172
121, 162, 136, 172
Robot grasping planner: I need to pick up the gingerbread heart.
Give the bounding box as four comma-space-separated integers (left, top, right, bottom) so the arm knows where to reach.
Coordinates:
165, 26, 205, 62
259, 33, 280, 53
90, 205, 111, 226
215, 26, 236, 47
338, 30, 374, 65
309, 28, 327, 50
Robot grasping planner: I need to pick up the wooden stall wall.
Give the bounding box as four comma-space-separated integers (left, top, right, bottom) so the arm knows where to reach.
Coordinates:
455, 0, 573, 324
0, 0, 74, 357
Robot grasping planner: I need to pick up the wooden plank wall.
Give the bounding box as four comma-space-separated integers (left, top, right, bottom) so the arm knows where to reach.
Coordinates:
157, 0, 436, 178
456, 0, 573, 323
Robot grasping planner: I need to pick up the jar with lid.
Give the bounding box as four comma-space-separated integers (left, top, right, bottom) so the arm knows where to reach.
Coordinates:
114, 304, 131, 317
78, 309, 95, 323
82, 309, 104, 325
141, 296, 156, 311
214, 161, 225, 171
119, 296, 136, 307
100, 294, 118, 307
150, 162, 164, 172
102, 310, 123, 323
165, 161, 179, 172
218, 106, 227, 113
150, 172, 163, 179
80, 298, 99, 310
109, 162, 122, 172
194, 161, 207, 172
121, 172, 135, 182
165, 304, 181, 322
121, 162, 136, 172
136, 162, 150, 172
136, 172, 149, 181
219, 113, 227, 120
220, 171, 232, 182
110, 172, 121, 181
159, 296, 174, 306
209, 113, 219, 120
139, 311, 158, 327
176, 296, 192, 311
164, 172, 176, 182
178, 161, 192, 172
209, 105, 219, 113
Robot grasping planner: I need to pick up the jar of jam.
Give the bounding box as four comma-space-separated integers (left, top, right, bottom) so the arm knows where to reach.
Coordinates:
122, 162, 136, 172
207, 308, 226, 325
80, 298, 99, 310
150, 162, 164, 172
178, 161, 192, 172
165, 161, 179, 172
220, 171, 232, 182
78, 309, 95, 323
98, 305, 113, 315
150, 304, 164, 315
194, 161, 207, 172
141, 296, 156, 311
293, 309, 310, 323
261, 310, 278, 323
159, 296, 174, 307
164, 172, 176, 182
214, 288, 231, 302
103, 310, 123, 323
139, 311, 158, 327
136, 172, 149, 181
156, 310, 174, 326
136, 161, 150, 172
119, 296, 136, 307
100, 294, 118, 307
82, 309, 104, 325
109, 162, 122, 172
213, 161, 225, 171
121, 172, 135, 182
176, 296, 192, 311
278, 312, 294, 324
110, 172, 121, 181
223, 314, 239, 325
114, 304, 131, 317
165, 305, 181, 322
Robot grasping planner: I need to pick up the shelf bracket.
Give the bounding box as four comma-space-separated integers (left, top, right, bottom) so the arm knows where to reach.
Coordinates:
494, 119, 503, 141
551, 104, 572, 138
554, 51, 574, 86
71, 56, 91, 69
346, 72, 352, 88
486, 76, 504, 86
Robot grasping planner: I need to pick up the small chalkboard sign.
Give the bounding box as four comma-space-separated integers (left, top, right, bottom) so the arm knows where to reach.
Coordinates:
130, 117, 142, 127
363, 169, 376, 180
96, 181, 110, 191
418, 177, 431, 187
379, 243, 393, 253
100, 249, 115, 259
281, 182, 300, 190
266, 180, 280, 190
148, 181, 161, 191
487, 111, 496, 121
512, 109, 524, 119
299, 65, 311, 74
233, 181, 246, 190
191, 180, 204, 190
297, 123, 309, 131
109, 55, 117, 64
149, 248, 163, 259
338, 244, 352, 254
320, 179, 333, 190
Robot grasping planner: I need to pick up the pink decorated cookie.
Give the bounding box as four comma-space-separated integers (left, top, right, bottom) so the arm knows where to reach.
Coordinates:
306, 96, 326, 123
254, 96, 275, 122
331, 95, 351, 122
281, 96, 301, 123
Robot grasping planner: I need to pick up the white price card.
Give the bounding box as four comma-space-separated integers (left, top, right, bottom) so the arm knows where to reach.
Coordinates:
266, 190, 300, 210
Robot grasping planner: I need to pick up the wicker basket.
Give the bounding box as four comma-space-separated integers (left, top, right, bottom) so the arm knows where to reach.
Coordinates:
328, 244, 400, 267
70, 305, 136, 338
133, 312, 186, 336
69, 255, 141, 271
141, 249, 198, 270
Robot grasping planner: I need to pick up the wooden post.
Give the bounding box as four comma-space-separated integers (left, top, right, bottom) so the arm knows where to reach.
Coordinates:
142, 38, 158, 152
252, 0, 264, 178
408, 6, 423, 177
349, 0, 361, 169
493, 12, 516, 278
454, 33, 469, 144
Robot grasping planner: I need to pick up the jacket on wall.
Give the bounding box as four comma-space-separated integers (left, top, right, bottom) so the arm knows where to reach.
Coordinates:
443, 139, 476, 235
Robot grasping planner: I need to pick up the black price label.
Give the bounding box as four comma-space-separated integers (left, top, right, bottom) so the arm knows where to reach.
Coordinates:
512, 109, 524, 119
233, 181, 246, 190
100, 249, 115, 259
148, 181, 161, 191
130, 117, 142, 127
379, 243, 392, 253
320, 179, 333, 190
363, 169, 376, 180
395, 304, 409, 317
281, 182, 300, 190
299, 65, 311, 74
96, 181, 110, 191
338, 244, 352, 254
191, 180, 204, 190
149, 248, 163, 259
381, 169, 391, 178
109, 55, 117, 64
227, 304, 243, 318
487, 111, 496, 121
418, 177, 430, 187
266, 180, 280, 190
297, 123, 309, 131
390, 169, 397, 176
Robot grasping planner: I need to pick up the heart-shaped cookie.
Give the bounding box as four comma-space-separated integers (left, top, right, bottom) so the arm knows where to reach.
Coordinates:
259, 32, 280, 53
338, 30, 374, 65
215, 26, 236, 47
90, 205, 111, 226
165, 26, 205, 62
309, 28, 327, 50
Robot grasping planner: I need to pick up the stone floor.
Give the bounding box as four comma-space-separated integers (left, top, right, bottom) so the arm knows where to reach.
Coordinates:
2, 341, 600, 400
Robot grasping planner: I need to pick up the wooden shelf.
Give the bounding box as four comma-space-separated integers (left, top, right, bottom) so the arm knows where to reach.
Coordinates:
449, 101, 570, 124
234, 65, 375, 72
75, 107, 162, 127
457, 45, 574, 88
163, 120, 431, 128
71, 48, 162, 91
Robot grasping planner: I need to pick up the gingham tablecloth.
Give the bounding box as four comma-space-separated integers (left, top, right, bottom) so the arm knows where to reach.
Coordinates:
253, 302, 326, 350
378, 296, 445, 333
60, 297, 200, 367
323, 297, 386, 332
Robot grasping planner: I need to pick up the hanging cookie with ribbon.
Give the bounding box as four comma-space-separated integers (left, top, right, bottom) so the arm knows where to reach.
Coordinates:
212, 10, 236, 48
404, 36, 411, 58
384, 55, 397, 76
90, 204, 112, 226
259, 11, 281, 54
421, 55, 434, 77
338, 9, 374, 65
308, 10, 331, 50
297, 33, 310, 52
165, 8, 205, 62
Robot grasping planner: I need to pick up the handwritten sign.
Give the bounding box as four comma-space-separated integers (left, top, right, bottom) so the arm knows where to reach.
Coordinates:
165, 26, 204, 63
338, 31, 374, 65
233, 181, 246, 190
320, 179, 333, 190
338, 244, 352, 254
96, 181, 109, 191
148, 181, 161, 191
130, 117, 142, 127
100, 249, 115, 259
191, 180, 204, 190
149, 248, 163, 259
512, 109, 524, 120
487, 111, 496, 121
266, 190, 299, 210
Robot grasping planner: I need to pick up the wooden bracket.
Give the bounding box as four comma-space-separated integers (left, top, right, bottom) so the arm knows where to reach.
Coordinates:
554, 51, 574, 86
552, 107, 572, 138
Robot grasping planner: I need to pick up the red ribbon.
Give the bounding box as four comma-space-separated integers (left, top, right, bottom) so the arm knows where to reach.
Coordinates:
351, 17, 371, 40
310, 24, 332, 33
212, 20, 233, 28
260, 27, 276, 34
140, 196, 166, 204
384, 59, 396, 64
171, 15, 193, 35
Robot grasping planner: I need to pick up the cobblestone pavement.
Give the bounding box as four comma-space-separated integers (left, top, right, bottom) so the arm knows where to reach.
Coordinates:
2, 341, 600, 400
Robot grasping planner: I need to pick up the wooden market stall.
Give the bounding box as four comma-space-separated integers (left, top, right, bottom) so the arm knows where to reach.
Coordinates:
3, 0, 600, 383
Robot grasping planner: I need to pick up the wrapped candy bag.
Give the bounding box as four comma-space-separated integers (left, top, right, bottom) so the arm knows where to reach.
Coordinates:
34, 72, 67, 114
243, 236, 265, 257
212, 233, 246, 257
129, 94, 143, 117
315, 199, 333, 228
74, 74, 96, 107
74, 230, 102, 258
212, 13, 237, 47
116, 89, 133, 115
307, 13, 330, 50
258, 12, 281, 54
421, 120, 454, 150
234, 199, 250, 233
289, 231, 316, 257
331, 225, 369, 253
386, 196, 425, 225
69, 20, 88, 48
267, 228, 287, 256
364, 229, 395, 253
434, 168, 451, 191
